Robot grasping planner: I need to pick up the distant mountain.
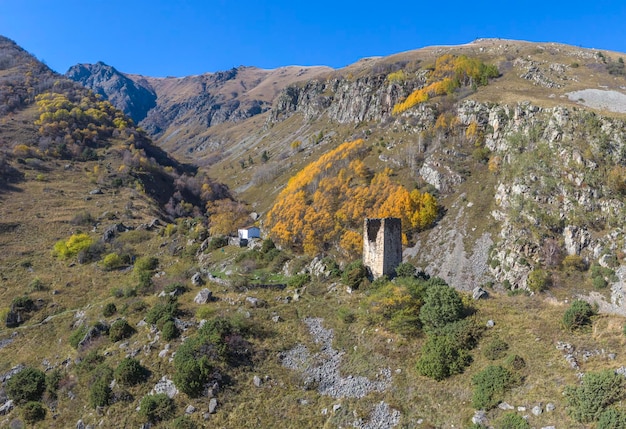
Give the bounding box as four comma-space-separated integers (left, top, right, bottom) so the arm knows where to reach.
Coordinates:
66, 63, 332, 150
66, 62, 157, 123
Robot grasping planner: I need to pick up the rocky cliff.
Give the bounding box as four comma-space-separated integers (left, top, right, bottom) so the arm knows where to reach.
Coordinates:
66, 62, 157, 123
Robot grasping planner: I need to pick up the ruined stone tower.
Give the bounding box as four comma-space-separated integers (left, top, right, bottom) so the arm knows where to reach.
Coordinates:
363, 217, 402, 279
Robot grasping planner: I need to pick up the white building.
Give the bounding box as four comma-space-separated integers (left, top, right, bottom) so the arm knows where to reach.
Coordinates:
238, 226, 261, 240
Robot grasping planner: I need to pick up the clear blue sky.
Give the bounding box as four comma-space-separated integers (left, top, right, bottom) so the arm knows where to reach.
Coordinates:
2, 0, 626, 77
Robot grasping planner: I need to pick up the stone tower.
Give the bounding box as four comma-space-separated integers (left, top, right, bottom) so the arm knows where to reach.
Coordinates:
363, 217, 402, 279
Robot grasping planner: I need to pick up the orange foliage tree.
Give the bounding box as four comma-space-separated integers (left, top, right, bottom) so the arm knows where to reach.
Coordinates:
392, 55, 498, 115
266, 140, 438, 256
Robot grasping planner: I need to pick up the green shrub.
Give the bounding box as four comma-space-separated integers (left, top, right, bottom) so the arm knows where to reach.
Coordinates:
260, 238, 276, 254
45, 369, 62, 399
342, 260, 368, 289
416, 333, 471, 381
419, 283, 464, 331
504, 354, 526, 371
497, 412, 530, 429
562, 254, 586, 271
102, 302, 117, 317
207, 236, 228, 251
483, 337, 509, 360
527, 268, 551, 292
146, 297, 179, 327
170, 415, 198, 429
173, 356, 213, 397
28, 277, 46, 292
162, 320, 179, 341
565, 370, 626, 423
395, 262, 416, 278
139, 393, 175, 423
109, 319, 135, 342
338, 307, 356, 323
471, 365, 514, 410
5, 367, 46, 404
164, 283, 186, 295
563, 299, 594, 330
134, 256, 159, 272
89, 364, 113, 408
21, 401, 46, 423
287, 273, 310, 288
598, 407, 626, 429
101, 252, 125, 270
593, 275, 609, 289
114, 358, 147, 386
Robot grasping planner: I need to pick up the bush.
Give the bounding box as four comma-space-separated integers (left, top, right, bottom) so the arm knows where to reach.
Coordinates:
527, 268, 551, 292
471, 365, 514, 410
162, 320, 179, 341
287, 273, 310, 288
498, 412, 530, 429
114, 358, 147, 386
207, 236, 228, 251
21, 401, 46, 423
598, 408, 626, 429
109, 319, 135, 342
563, 299, 594, 330
419, 283, 464, 331
416, 333, 471, 381
170, 415, 198, 429
565, 370, 626, 423
139, 393, 175, 423
103, 302, 117, 317
101, 252, 125, 270
504, 354, 526, 371
395, 262, 416, 278
134, 256, 159, 272
146, 297, 179, 327
342, 260, 368, 289
89, 377, 111, 408
52, 233, 94, 259
483, 337, 509, 360
45, 369, 62, 399
5, 367, 46, 404
593, 275, 609, 289
562, 254, 586, 271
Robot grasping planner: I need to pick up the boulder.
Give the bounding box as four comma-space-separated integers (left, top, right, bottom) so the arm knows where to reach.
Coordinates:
194, 289, 213, 304
151, 377, 178, 399
472, 287, 488, 300
208, 398, 218, 414
191, 272, 204, 286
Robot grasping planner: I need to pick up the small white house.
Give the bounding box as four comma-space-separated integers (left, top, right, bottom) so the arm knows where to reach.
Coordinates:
238, 226, 261, 240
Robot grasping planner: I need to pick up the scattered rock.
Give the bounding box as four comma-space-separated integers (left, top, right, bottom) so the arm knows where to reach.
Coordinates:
498, 402, 514, 410
151, 377, 178, 398
208, 398, 218, 414
272, 315, 282, 323
253, 375, 262, 387
546, 403, 556, 412
486, 319, 495, 328
0, 400, 13, 415
89, 189, 103, 195
191, 272, 204, 286
517, 406, 526, 412
194, 289, 213, 304
245, 297, 265, 308
472, 410, 488, 426
185, 405, 195, 414
532, 405, 542, 416
333, 404, 342, 412
472, 287, 488, 300
75, 419, 85, 429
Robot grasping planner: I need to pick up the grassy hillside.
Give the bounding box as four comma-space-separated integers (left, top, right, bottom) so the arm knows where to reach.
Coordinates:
3, 35, 626, 429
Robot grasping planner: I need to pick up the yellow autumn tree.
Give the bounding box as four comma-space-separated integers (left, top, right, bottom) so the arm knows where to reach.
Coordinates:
266, 140, 438, 256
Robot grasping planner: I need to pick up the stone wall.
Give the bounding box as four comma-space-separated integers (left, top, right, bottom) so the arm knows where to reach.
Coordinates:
363, 218, 402, 279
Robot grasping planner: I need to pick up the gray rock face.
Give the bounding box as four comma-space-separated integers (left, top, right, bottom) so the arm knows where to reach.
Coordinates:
66, 62, 157, 123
